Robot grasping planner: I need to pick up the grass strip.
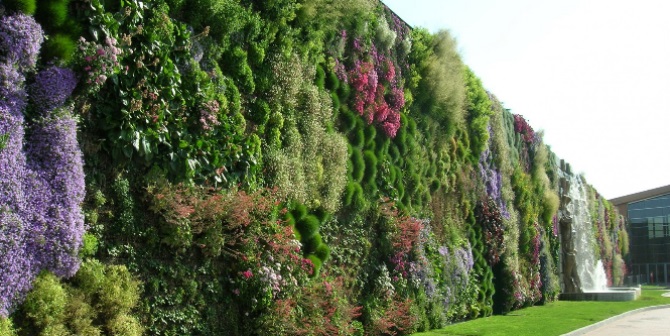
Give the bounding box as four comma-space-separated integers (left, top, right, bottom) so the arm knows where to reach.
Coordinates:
414, 286, 670, 336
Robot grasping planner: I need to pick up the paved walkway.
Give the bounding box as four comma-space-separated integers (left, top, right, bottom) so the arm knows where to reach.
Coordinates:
579, 306, 670, 335
564, 303, 670, 336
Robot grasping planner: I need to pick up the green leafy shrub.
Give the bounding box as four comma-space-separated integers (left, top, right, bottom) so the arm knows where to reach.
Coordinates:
107, 314, 143, 336
464, 68, 492, 163
0, 317, 17, 335
21, 272, 67, 330
263, 55, 348, 212
250, 99, 271, 126
410, 29, 466, 139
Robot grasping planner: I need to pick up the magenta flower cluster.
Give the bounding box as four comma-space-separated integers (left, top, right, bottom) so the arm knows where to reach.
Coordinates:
338, 34, 405, 138
513, 114, 536, 145
0, 15, 85, 317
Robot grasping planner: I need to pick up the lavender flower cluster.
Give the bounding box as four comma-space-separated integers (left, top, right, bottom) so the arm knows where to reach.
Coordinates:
0, 15, 85, 317
407, 220, 436, 298
439, 244, 474, 308
0, 14, 44, 71
29, 66, 78, 113
478, 128, 510, 219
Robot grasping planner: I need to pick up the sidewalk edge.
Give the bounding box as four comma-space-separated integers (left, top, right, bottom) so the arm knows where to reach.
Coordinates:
561, 304, 670, 336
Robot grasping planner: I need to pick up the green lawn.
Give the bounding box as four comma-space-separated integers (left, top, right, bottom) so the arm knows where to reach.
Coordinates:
414, 286, 670, 336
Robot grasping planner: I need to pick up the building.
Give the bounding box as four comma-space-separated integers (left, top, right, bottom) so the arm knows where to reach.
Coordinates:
611, 185, 670, 284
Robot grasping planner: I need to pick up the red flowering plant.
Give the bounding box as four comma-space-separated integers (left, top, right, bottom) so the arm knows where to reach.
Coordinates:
475, 197, 505, 266
259, 274, 363, 335
513, 114, 537, 171
227, 192, 314, 315
147, 184, 313, 314
379, 201, 424, 282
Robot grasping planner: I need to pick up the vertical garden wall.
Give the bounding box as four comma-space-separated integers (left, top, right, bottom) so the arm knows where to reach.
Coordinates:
0, 0, 629, 335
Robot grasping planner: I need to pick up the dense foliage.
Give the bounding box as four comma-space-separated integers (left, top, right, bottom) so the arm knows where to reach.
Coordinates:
0, 1, 629, 335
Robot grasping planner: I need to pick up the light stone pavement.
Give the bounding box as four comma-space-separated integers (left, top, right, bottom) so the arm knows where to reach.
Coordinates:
563, 292, 670, 336
577, 306, 670, 336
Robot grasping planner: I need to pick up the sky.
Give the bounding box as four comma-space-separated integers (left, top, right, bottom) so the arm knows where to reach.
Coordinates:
382, 0, 670, 199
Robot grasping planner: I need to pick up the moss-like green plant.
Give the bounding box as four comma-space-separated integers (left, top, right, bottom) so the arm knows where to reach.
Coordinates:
344, 182, 356, 206
291, 203, 308, 222
362, 150, 378, 186
375, 137, 390, 156
304, 234, 323, 253
364, 126, 377, 149
41, 34, 76, 62
315, 64, 326, 90
4, 0, 37, 15
389, 144, 401, 163
307, 254, 323, 276
343, 181, 364, 207
394, 127, 408, 154
36, 0, 69, 30
350, 124, 365, 148
338, 82, 351, 101
326, 70, 340, 91
429, 178, 441, 193
315, 243, 331, 261
330, 91, 341, 112
340, 108, 357, 133
314, 207, 332, 225
351, 149, 365, 183
296, 215, 320, 240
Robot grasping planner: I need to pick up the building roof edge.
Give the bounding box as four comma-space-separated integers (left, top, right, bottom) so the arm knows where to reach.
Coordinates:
609, 184, 670, 206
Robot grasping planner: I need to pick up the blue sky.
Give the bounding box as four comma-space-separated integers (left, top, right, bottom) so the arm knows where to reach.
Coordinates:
382, 0, 670, 199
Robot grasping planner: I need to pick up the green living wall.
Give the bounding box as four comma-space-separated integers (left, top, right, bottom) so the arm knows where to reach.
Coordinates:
0, 0, 629, 335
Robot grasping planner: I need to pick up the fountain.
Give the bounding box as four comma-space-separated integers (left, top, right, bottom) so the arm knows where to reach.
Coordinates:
557, 161, 640, 301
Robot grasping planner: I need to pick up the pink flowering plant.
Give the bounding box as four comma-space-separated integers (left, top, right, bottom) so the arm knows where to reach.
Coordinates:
223, 194, 313, 315
332, 13, 407, 138
75, 36, 124, 94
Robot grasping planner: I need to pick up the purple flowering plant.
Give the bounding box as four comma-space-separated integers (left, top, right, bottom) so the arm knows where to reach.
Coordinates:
0, 15, 85, 317
0, 14, 44, 71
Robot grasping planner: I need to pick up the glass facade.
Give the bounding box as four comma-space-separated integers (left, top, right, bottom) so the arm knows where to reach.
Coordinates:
627, 193, 670, 284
